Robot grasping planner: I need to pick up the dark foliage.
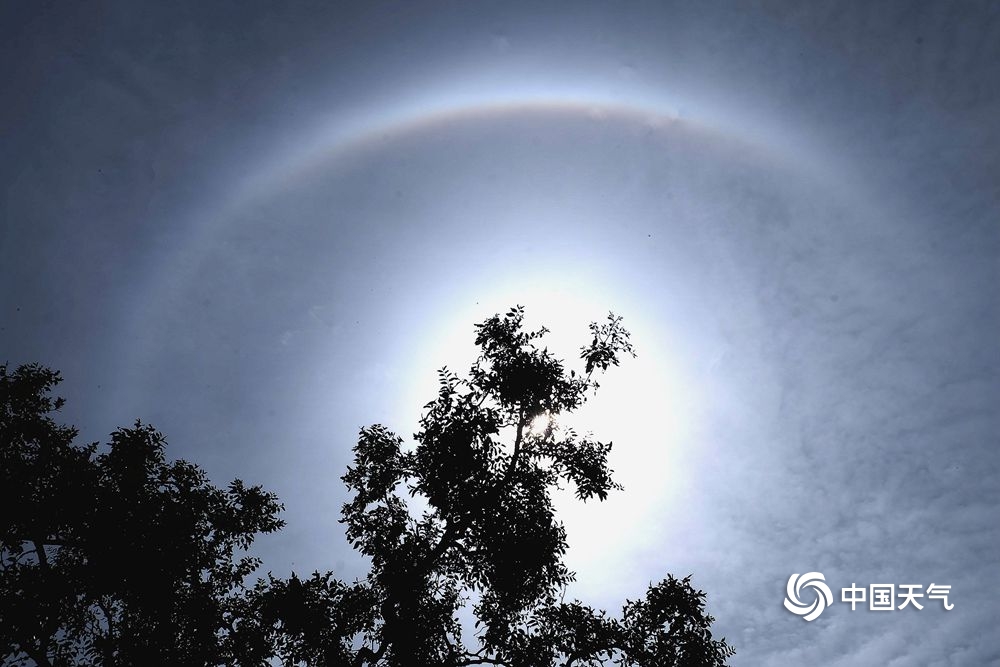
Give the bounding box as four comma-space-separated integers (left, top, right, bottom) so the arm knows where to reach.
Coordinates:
267, 307, 734, 666
1, 308, 734, 666
0, 363, 284, 666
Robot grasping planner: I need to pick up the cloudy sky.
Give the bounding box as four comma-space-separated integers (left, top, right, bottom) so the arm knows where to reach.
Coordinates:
2, 1, 998, 664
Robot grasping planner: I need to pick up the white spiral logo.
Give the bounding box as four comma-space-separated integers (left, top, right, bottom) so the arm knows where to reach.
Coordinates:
784, 572, 833, 621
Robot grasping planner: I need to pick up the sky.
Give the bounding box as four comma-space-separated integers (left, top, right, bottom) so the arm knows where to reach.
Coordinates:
2, 1, 998, 664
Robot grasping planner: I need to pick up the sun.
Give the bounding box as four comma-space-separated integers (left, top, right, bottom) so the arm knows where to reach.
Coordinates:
393, 271, 697, 599
528, 411, 554, 435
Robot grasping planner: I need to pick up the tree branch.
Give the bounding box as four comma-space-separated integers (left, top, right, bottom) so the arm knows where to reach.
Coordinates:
425, 405, 526, 569
458, 654, 510, 666
503, 407, 526, 486
426, 518, 462, 566
31, 537, 49, 570
96, 597, 117, 665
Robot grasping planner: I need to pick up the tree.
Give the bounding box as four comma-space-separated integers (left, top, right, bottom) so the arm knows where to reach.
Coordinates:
265, 307, 734, 666
0, 363, 284, 666
1, 308, 734, 666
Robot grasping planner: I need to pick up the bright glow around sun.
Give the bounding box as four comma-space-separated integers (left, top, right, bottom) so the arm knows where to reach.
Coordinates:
529, 411, 554, 435
394, 271, 703, 601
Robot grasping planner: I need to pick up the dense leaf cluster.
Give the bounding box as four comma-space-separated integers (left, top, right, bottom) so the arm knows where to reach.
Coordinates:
325, 308, 732, 666
1, 364, 284, 666
1, 309, 734, 666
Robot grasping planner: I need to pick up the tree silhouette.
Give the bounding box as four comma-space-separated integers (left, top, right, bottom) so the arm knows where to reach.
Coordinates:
1, 308, 734, 666
264, 307, 734, 666
0, 363, 284, 666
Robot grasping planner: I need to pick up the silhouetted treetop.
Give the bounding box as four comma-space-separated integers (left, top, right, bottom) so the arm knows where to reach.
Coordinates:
2, 307, 733, 666
322, 307, 733, 666
1, 363, 284, 666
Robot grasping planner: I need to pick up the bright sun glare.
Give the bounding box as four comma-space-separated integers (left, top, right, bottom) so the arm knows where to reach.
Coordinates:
398, 276, 700, 599
529, 411, 553, 435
